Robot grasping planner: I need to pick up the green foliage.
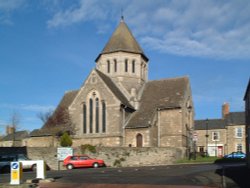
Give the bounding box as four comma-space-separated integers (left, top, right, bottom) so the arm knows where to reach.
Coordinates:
113, 159, 121, 167
81, 144, 96, 154
60, 132, 72, 147
176, 156, 219, 164
113, 158, 126, 167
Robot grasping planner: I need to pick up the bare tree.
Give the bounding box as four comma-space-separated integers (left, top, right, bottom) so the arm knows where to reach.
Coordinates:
9, 111, 21, 146
42, 106, 76, 136
37, 110, 53, 123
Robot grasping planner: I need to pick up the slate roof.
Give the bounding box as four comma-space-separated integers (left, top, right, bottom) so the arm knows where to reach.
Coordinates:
225, 112, 245, 125
95, 69, 134, 109
96, 19, 148, 62
126, 77, 189, 128
195, 119, 226, 130
29, 129, 51, 137
1, 131, 29, 141
195, 111, 245, 130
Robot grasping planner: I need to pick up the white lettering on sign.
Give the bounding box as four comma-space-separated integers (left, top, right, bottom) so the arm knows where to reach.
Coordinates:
57, 147, 73, 161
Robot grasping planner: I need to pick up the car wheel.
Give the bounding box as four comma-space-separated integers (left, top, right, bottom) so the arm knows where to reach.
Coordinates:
31, 164, 37, 171
93, 163, 99, 168
67, 164, 74, 170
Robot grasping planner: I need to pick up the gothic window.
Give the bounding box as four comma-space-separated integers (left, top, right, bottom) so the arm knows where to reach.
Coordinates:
89, 98, 93, 133
132, 60, 135, 73
107, 60, 110, 73
125, 59, 128, 72
102, 101, 106, 133
136, 133, 143, 147
95, 98, 99, 133
83, 103, 87, 133
114, 59, 117, 72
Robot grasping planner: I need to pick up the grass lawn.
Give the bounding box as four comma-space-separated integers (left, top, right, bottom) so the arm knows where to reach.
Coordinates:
176, 156, 246, 164
176, 156, 220, 164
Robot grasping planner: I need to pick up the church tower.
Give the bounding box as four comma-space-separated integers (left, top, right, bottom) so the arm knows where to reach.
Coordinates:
95, 18, 149, 106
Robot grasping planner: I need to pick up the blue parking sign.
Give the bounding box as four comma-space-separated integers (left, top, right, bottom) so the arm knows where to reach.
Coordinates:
12, 162, 19, 170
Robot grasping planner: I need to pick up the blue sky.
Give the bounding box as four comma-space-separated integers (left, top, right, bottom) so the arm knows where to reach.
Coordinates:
0, 0, 249, 135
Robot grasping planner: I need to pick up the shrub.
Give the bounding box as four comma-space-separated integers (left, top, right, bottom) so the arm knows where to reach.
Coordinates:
81, 144, 96, 154
60, 132, 72, 147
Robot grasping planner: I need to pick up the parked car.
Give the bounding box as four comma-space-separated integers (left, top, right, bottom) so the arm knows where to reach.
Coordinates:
0, 155, 15, 173
0, 154, 37, 172
224, 152, 246, 159
63, 155, 105, 170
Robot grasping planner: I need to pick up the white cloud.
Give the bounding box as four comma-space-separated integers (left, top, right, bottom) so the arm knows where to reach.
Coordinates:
0, 0, 26, 25
0, 104, 55, 113
46, 0, 250, 59
47, 0, 113, 28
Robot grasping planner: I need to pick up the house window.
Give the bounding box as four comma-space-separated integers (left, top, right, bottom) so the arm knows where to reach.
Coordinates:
199, 146, 204, 153
236, 143, 243, 152
236, 128, 243, 138
89, 98, 93, 133
107, 60, 110, 73
102, 101, 106, 133
132, 60, 135, 73
114, 59, 117, 72
83, 103, 87, 133
95, 98, 99, 133
212, 132, 220, 141
125, 59, 128, 72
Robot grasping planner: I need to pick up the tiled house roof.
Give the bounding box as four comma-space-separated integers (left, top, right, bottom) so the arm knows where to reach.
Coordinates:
195, 111, 245, 130
195, 119, 226, 130
225, 112, 245, 125
2, 131, 29, 141
126, 77, 189, 128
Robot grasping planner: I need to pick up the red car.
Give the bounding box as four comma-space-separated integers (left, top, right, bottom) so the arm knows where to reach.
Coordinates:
63, 155, 105, 169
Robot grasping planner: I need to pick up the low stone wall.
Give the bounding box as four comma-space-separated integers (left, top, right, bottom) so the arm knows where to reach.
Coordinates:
0, 146, 186, 170
27, 146, 185, 170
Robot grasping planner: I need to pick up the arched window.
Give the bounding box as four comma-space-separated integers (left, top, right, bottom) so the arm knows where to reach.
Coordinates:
89, 98, 93, 133
102, 101, 106, 133
132, 60, 135, 73
107, 60, 110, 73
95, 98, 99, 133
83, 103, 87, 133
114, 59, 117, 72
136, 133, 143, 147
125, 59, 128, 72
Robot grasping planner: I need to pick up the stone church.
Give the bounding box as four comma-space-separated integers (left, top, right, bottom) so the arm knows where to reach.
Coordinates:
32, 18, 194, 149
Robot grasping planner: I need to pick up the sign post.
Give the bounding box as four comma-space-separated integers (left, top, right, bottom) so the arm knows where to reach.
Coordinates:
57, 147, 73, 170
10, 162, 22, 185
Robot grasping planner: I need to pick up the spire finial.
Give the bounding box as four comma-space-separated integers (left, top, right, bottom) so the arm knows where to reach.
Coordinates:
121, 8, 124, 22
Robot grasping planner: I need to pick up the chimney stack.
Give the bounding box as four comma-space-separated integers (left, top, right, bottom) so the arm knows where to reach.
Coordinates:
6, 125, 15, 135
222, 102, 230, 119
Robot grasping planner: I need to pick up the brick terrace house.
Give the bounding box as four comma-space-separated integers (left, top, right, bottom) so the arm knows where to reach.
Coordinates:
27, 18, 194, 155
194, 103, 245, 157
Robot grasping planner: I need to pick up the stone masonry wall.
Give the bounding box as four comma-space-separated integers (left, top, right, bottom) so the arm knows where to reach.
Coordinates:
24, 146, 185, 170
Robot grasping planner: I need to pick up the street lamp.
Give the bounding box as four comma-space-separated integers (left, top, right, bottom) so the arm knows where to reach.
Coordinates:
205, 119, 209, 157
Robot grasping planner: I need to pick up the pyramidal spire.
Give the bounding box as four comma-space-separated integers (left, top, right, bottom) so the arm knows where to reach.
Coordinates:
95, 18, 148, 61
